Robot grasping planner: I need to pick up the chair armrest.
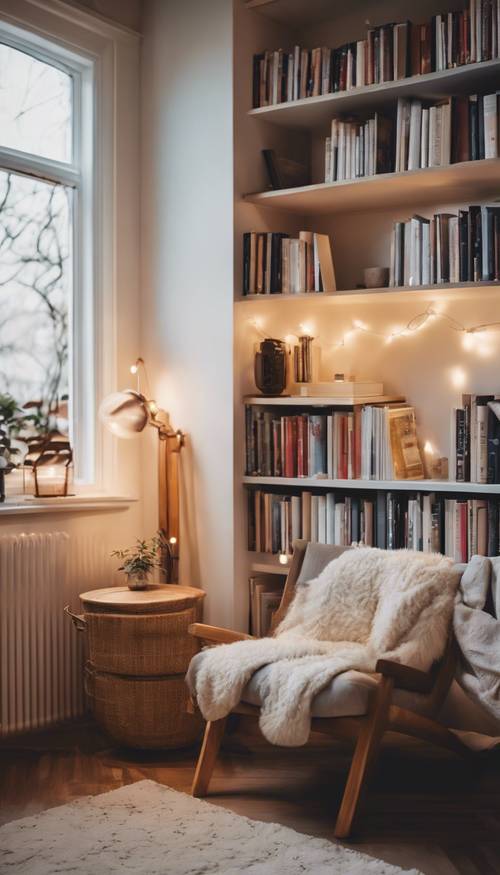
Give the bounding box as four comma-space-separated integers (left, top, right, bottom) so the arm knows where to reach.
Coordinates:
188, 623, 255, 644
375, 659, 435, 693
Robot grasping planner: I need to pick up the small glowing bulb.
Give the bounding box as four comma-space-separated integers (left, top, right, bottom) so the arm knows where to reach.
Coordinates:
353, 319, 367, 330
462, 333, 475, 351
424, 441, 435, 456
343, 330, 354, 343
450, 366, 467, 389
278, 553, 289, 565
284, 334, 296, 346
299, 322, 313, 336
130, 364, 138, 375
169, 536, 177, 545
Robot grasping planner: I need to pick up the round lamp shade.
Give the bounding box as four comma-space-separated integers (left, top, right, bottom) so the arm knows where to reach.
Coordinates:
98, 390, 149, 439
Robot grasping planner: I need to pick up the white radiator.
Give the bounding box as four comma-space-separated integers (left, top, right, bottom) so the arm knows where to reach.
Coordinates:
0, 532, 111, 735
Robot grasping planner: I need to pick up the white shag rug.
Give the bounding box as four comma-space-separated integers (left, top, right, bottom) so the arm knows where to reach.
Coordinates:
0, 780, 421, 875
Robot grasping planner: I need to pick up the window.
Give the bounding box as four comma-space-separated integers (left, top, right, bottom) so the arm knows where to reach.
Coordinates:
0, 30, 94, 487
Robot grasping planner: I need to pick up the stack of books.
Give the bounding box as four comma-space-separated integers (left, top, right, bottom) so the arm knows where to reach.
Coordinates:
245, 403, 424, 481
324, 114, 394, 182
395, 93, 500, 172
252, 2, 500, 108
389, 205, 500, 287
247, 488, 500, 561
249, 575, 283, 637
242, 231, 335, 295
452, 394, 500, 483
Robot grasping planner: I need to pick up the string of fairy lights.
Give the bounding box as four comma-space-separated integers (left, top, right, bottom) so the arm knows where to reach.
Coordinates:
248, 305, 500, 351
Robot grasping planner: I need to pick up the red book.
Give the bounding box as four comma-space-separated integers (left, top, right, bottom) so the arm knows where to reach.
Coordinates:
339, 415, 348, 479
353, 407, 362, 479
284, 416, 296, 478
297, 415, 304, 477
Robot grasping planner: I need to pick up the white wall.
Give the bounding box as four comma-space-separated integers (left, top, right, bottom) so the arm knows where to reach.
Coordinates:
141, 0, 235, 626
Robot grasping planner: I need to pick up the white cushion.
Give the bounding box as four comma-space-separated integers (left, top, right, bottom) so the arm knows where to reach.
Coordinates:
241, 665, 432, 718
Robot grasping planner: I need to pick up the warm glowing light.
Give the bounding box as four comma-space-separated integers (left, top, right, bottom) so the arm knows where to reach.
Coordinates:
299, 322, 313, 336
343, 330, 354, 343
450, 366, 467, 389
169, 536, 177, 545
353, 319, 368, 330
130, 364, 138, 375
424, 441, 435, 456
278, 552, 289, 565
462, 333, 475, 351
284, 334, 297, 345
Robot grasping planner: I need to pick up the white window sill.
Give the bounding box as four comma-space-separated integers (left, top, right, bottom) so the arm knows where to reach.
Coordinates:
0, 495, 137, 516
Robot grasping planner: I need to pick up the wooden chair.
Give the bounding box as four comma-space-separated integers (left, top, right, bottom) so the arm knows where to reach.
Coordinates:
188, 540, 469, 838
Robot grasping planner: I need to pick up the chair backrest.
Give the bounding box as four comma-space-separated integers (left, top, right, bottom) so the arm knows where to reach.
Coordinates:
270, 541, 350, 632
270, 540, 459, 714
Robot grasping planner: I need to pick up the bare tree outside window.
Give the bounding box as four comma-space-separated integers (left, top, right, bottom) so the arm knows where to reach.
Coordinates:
0, 43, 73, 439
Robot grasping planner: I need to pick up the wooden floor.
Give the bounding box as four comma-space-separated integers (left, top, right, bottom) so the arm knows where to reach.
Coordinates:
1, 715, 500, 875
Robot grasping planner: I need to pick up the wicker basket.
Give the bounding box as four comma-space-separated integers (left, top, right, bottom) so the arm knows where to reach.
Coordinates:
67, 584, 206, 749
85, 666, 202, 749
84, 607, 200, 676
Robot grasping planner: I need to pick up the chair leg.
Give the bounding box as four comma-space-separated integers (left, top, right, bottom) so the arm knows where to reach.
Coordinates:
334, 676, 394, 839
191, 717, 227, 798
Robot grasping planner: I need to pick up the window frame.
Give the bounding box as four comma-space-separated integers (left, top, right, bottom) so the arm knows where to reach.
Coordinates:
0, 23, 94, 485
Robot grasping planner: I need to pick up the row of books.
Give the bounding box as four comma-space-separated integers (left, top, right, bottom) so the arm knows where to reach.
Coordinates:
324, 114, 393, 182
242, 231, 335, 295
245, 404, 424, 482
249, 575, 282, 637
453, 394, 500, 483
247, 488, 500, 562
389, 205, 500, 287
252, 2, 500, 108
324, 91, 499, 184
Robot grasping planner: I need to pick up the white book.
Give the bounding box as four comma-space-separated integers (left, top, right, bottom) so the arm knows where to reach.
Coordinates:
327, 414, 333, 478
334, 502, 345, 546
326, 493, 335, 544
420, 107, 429, 168
422, 494, 432, 553
291, 495, 301, 543
476, 403, 488, 484
337, 122, 346, 181
422, 220, 431, 285
483, 93, 498, 159
289, 239, 300, 293
449, 216, 459, 283
408, 101, 422, 170
356, 40, 365, 86
330, 118, 338, 181
302, 491, 312, 540
317, 495, 327, 544
440, 100, 451, 166
324, 136, 332, 183
310, 494, 319, 543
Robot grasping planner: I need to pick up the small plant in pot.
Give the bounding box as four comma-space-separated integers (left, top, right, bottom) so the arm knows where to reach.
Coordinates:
111, 532, 167, 590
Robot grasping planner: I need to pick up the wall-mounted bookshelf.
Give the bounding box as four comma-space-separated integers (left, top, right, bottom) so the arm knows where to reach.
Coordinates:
234, 0, 500, 626
243, 475, 500, 494
244, 159, 500, 215
248, 58, 500, 129
236, 281, 500, 304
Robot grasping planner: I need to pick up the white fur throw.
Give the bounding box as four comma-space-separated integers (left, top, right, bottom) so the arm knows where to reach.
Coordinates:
187, 547, 460, 746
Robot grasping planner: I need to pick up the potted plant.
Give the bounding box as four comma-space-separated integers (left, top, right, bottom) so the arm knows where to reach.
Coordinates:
111, 532, 167, 590
0, 394, 27, 502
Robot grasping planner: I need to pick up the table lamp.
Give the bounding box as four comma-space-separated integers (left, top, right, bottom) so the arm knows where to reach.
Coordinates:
99, 358, 184, 582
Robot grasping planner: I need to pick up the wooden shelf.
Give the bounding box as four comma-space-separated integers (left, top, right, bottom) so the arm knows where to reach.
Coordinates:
243, 475, 500, 494
235, 281, 500, 304
244, 159, 500, 215
249, 59, 500, 130
244, 394, 404, 406
244, 0, 381, 27
250, 559, 289, 575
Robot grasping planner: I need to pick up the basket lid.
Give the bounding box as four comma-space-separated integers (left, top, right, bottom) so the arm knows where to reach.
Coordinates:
79, 583, 205, 614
